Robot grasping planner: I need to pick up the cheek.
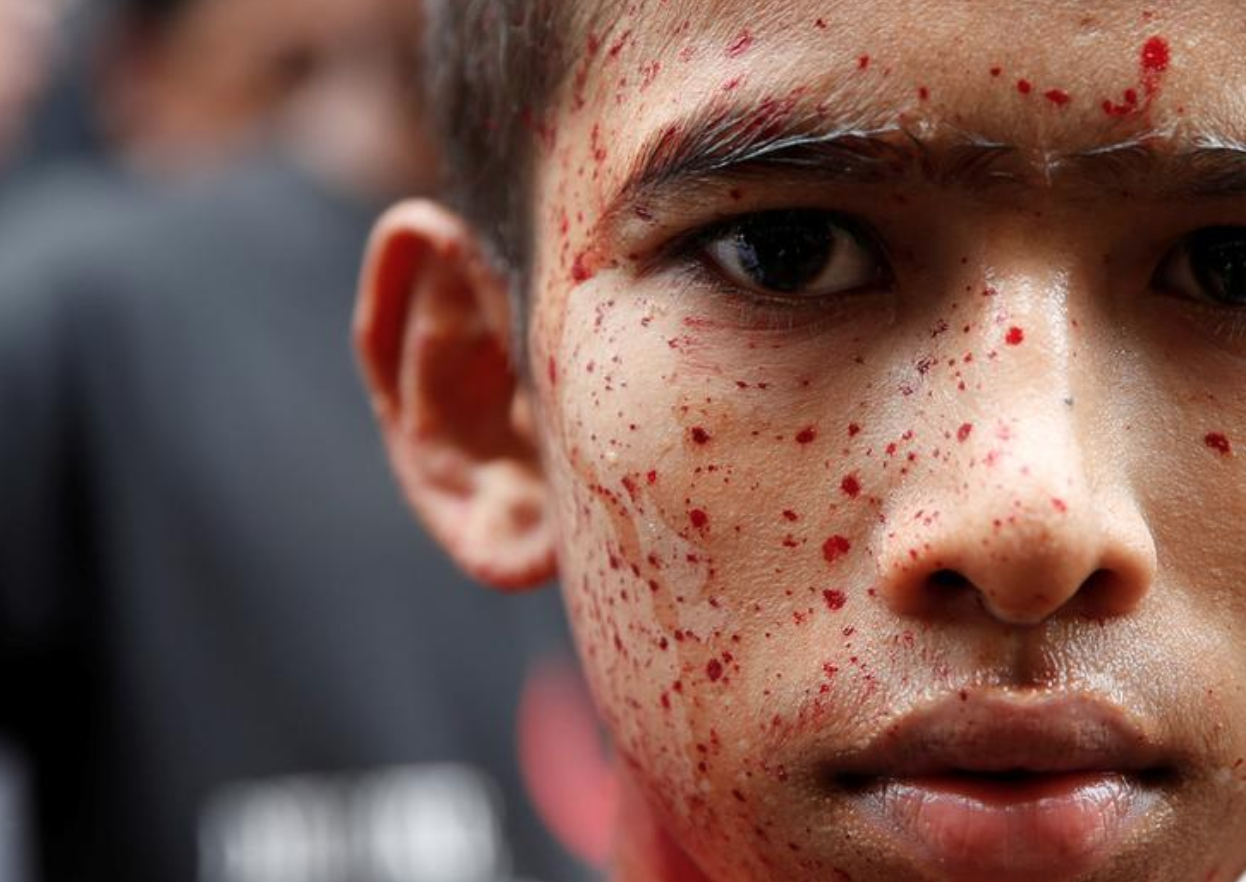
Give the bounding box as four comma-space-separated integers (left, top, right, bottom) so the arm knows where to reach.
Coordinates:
531, 285, 923, 854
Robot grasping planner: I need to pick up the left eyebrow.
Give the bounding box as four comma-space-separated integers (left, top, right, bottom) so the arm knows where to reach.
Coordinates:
1058, 139, 1246, 197
599, 96, 1246, 224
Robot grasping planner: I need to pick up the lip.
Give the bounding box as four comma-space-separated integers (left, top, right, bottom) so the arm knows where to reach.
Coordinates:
828, 691, 1172, 882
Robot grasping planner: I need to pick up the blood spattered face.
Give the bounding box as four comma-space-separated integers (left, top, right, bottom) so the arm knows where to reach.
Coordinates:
520, 2, 1246, 881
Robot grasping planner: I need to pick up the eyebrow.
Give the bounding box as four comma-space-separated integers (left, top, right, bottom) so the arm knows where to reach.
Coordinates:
601, 96, 1246, 222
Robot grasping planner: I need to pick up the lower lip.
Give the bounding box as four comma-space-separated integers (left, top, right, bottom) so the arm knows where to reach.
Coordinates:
852, 772, 1157, 882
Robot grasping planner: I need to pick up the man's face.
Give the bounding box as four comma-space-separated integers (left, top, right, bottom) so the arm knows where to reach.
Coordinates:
110, 0, 423, 176
524, 1, 1246, 879
0, 0, 56, 160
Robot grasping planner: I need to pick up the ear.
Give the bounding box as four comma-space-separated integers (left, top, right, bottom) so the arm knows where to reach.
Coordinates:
355, 200, 557, 591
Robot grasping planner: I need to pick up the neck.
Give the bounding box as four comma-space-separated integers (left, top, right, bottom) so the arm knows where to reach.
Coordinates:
610, 769, 714, 882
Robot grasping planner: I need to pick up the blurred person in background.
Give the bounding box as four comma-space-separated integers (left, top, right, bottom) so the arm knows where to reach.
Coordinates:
95, 0, 433, 181
5, 0, 437, 188
0, 0, 63, 172
0, 1, 604, 881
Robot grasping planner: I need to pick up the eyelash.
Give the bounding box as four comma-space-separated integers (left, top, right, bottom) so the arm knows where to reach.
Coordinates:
649, 209, 892, 318
644, 255, 838, 332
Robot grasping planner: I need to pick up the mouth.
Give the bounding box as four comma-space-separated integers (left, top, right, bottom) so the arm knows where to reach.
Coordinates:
825, 691, 1176, 882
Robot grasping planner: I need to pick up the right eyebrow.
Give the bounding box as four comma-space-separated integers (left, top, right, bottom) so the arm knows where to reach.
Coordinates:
598, 97, 1022, 226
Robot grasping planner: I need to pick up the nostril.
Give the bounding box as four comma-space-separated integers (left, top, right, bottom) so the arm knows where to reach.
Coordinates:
884, 500, 1156, 623
1081, 569, 1114, 593
895, 568, 980, 618
1074, 568, 1133, 618
930, 569, 970, 590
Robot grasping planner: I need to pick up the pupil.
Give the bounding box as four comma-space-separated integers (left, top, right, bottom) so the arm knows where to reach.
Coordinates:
1190, 227, 1246, 306
734, 211, 836, 293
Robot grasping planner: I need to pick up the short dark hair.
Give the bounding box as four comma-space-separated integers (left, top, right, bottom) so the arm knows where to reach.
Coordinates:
425, 0, 598, 363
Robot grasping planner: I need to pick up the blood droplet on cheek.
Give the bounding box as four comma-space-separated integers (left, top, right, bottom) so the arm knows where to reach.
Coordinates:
690, 509, 710, 529
1205, 432, 1233, 456
1005, 326, 1025, 346
822, 589, 847, 611
795, 427, 817, 445
841, 475, 861, 497
1017, 79, 1033, 95
1044, 88, 1071, 106
726, 30, 754, 57
571, 251, 594, 284
822, 535, 852, 564
691, 427, 712, 445
706, 659, 724, 681
957, 423, 973, 442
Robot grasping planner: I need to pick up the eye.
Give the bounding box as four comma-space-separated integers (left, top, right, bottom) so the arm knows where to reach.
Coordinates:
699, 210, 889, 298
1156, 226, 1246, 306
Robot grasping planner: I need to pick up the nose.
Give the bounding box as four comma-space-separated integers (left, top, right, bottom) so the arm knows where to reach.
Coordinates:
877, 289, 1156, 627
881, 470, 1156, 625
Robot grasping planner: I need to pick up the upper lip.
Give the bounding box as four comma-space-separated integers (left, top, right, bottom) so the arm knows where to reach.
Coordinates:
828, 690, 1169, 780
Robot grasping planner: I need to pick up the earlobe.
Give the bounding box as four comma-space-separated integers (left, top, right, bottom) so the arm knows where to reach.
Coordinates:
355, 200, 557, 591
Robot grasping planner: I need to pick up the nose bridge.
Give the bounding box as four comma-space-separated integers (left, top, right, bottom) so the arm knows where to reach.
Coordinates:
877, 262, 1155, 625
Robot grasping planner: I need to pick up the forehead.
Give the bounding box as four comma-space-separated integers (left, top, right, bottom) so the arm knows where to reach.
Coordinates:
551, 0, 1246, 189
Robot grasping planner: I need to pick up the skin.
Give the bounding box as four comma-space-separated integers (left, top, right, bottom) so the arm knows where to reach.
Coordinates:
357, 2, 1246, 880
